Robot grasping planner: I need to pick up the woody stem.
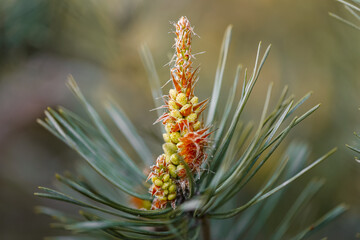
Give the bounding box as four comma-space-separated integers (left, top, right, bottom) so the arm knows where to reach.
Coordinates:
201, 217, 211, 240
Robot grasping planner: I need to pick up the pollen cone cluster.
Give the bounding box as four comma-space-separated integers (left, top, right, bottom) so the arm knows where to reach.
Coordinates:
147, 16, 211, 210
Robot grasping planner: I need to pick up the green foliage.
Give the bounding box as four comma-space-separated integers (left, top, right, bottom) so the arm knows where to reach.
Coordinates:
330, 0, 360, 31
0, 0, 117, 64
346, 130, 360, 162
35, 27, 346, 239
331, 0, 360, 162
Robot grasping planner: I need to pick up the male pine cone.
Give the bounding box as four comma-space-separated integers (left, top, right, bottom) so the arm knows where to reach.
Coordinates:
147, 16, 211, 210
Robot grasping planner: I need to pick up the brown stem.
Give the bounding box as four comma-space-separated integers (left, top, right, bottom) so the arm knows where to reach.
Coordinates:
201, 217, 211, 240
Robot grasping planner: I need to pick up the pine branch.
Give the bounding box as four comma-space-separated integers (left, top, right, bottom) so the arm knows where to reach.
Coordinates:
35, 16, 346, 239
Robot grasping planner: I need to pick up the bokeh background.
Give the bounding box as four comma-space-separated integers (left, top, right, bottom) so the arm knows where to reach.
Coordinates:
0, 0, 359, 239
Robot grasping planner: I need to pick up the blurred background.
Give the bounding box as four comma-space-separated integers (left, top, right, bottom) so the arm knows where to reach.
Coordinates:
0, 0, 359, 239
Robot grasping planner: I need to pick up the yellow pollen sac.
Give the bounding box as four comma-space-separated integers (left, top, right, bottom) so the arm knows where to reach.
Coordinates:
190, 96, 198, 105
165, 154, 171, 164
163, 133, 171, 142
163, 143, 177, 155
163, 190, 169, 195
169, 89, 177, 100
168, 164, 176, 171
170, 132, 181, 143
186, 113, 197, 122
159, 196, 167, 201
151, 176, 158, 183
170, 153, 181, 165
162, 173, 170, 182
165, 123, 175, 133
181, 128, 188, 137
193, 121, 201, 131
169, 184, 177, 193
180, 104, 192, 116
169, 169, 177, 178
170, 110, 182, 119
162, 182, 170, 190
176, 93, 187, 106
177, 164, 185, 171
168, 164, 177, 178
168, 100, 179, 110
168, 193, 176, 201
154, 179, 163, 187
